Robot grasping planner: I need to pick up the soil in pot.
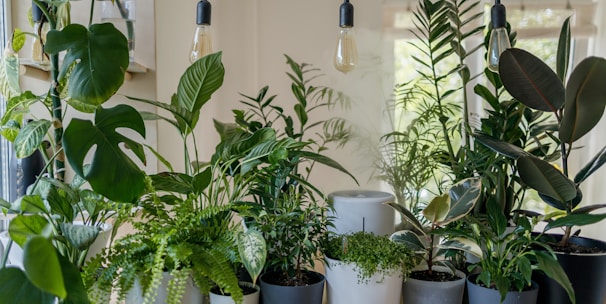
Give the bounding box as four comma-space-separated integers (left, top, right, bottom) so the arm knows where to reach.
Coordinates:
409, 269, 460, 282
260, 270, 323, 286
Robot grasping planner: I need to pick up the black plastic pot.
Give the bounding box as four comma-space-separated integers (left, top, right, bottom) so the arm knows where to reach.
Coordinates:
533, 235, 606, 304
259, 270, 324, 304
467, 274, 538, 304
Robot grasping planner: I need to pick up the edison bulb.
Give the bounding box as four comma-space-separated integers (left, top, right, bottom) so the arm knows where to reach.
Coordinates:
487, 28, 511, 72
190, 24, 212, 63
334, 27, 358, 73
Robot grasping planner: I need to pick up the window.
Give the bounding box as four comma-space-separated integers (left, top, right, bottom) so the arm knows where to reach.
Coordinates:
0, 0, 14, 202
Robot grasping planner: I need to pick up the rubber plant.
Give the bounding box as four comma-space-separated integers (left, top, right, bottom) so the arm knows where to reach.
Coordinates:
475, 17, 606, 246
0, 0, 144, 303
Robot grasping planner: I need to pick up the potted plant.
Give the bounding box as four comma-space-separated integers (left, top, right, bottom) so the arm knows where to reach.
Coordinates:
223, 56, 356, 304
475, 17, 606, 304
322, 231, 416, 304
0, 1, 141, 302
449, 200, 574, 304
387, 177, 481, 304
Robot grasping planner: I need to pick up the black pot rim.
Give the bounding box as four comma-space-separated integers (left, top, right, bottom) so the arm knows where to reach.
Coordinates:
534, 233, 606, 256
259, 270, 325, 287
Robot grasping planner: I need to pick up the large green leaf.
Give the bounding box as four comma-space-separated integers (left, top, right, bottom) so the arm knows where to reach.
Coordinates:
559, 57, 606, 144
440, 177, 481, 225
60, 223, 100, 251
45, 23, 128, 106
23, 237, 66, 299
556, 17, 571, 81
176, 52, 225, 128
499, 48, 565, 112
63, 105, 146, 203
575, 145, 606, 184
0, 267, 55, 304
8, 214, 49, 247
237, 229, 267, 285
299, 151, 358, 185
474, 132, 529, 159
58, 253, 91, 304
423, 194, 449, 224
517, 156, 577, 204
545, 213, 606, 231
535, 251, 575, 304
0, 45, 21, 99
13, 119, 50, 158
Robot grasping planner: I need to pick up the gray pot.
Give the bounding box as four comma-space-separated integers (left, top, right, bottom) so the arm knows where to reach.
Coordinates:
467, 274, 538, 304
259, 270, 324, 304
402, 266, 466, 304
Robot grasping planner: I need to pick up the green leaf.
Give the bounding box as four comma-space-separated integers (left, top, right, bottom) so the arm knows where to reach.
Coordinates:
150, 173, 193, 194
474, 132, 528, 159
66, 99, 99, 114
45, 23, 129, 105
58, 253, 91, 304
0, 267, 55, 304
0, 43, 22, 99
560, 57, 606, 144
1, 119, 21, 142
517, 156, 577, 204
8, 214, 49, 247
237, 229, 267, 285
298, 151, 358, 185
176, 52, 225, 122
386, 202, 425, 236
1, 91, 38, 126
23, 237, 66, 299
12, 29, 26, 52
14, 194, 47, 214
14, 119, 50, 158
556, 17, 571, 81
192, 167, 212, 195
444, 238, 482, 259
575, 145, 606, 184
440, 177, 481, 225
60, 223, 100, 251
389, 230, 426, 252
487, 200, 507, 237
499, 48, 565, 112
423, 194, 449, 224
545, 213, 606, 231
535, 251, 575, 304
63, 105, 146, 203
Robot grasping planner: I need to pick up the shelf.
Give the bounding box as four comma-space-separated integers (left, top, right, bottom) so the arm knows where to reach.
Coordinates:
20, 59, 148, 80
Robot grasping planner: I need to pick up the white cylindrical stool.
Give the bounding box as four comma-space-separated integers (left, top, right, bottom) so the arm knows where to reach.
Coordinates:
327, 190, 395, 236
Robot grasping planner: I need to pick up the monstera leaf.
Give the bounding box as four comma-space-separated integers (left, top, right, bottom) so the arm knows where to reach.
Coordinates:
63, 105, 146, 203
0, 267, 55, 304
45, 23, 129, 106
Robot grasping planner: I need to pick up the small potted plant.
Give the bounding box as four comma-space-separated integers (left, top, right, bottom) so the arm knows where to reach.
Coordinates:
476, 17, 606, 304
389, 177, 481, 304
322, 231, 416, 304
450, 201, 574, 304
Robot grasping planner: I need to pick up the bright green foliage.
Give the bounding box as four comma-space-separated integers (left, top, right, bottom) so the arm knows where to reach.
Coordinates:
323, 232, 417, 283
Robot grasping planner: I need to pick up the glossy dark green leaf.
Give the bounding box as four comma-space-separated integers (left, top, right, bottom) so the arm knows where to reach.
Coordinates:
8, 214, 49, 247
517, 156, 577, 203
45, 23, 128, 105
23, 237, 66, 299
556, 17, 571, 81
560, 57, 606, 144
571, 204, 606, 215
499, 48, 565, 112
63, 105, 146, 203
474, 132, 528, 159
0, 267, 55, 304
575, 145, 606, 184
192, 167, 212, 195
176, 52, 224, 120
535, 251, 575, 304
58, 253, 91, 304
545, 213, 606, 231
13, 119, 50, 158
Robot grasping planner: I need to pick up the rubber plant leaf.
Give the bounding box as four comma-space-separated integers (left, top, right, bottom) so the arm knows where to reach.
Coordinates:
517, 156, 577, 204
535, 251, 575, 304
473, 132, 529, 159
423, 193, 449, 224
440, 177, 482, 226
176, 52, 225, 129
545, 213, 606, 231
499, 48, 565, 112
237, 229, 267, 286
442, 238, 483, 259
390, 230, 426, 253
575, 145, 606, 184
44, 23, 128, 106
0, 267, 55, 304
8, 214, 49, 247
63, 104, 146, 203
386, 202, 425, 236
559, 57, 606, 144
556, 17, 571, 81
23, 237, 66, 299
13, 119, 50, 158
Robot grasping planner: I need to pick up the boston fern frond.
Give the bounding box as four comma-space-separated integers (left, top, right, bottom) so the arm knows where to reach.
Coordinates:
190, 244, 243, 303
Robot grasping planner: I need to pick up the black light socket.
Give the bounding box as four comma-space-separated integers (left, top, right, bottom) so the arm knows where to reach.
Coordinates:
196, 0, 212, 26
491, 0, 507, 29
32, 1, 44, 22
339, 0, 354, 28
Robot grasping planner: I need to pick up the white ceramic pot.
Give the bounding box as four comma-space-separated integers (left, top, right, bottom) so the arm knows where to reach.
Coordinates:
325, 257, 402, 304
328, 190, 395, 236
209, 282, 260, 304
0, 221, 112, 269
126, 272, 204, 304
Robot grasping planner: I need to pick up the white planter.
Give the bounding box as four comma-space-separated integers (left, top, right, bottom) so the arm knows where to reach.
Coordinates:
0, 222, 112, 269
126, 272, 204, 304
325, 257, 402, 304
328, 190, 395, 236
209, 282, 260, 304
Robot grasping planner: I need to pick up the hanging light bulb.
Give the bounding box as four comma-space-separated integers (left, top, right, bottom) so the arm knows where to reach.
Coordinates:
334, 0, 358, 73
487, 0, 511, 73
190, 0, 212, 63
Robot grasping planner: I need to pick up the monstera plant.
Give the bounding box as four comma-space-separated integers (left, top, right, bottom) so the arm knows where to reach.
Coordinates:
0, 1, 144, 303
